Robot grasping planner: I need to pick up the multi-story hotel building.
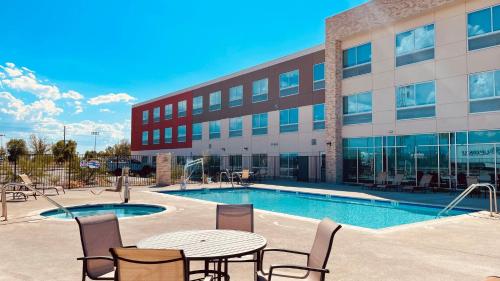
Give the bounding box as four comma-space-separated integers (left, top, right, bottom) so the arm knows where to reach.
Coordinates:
132, 0, 500, 187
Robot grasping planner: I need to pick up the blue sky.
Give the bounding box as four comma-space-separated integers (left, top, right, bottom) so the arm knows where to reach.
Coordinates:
0, 0, 367, 152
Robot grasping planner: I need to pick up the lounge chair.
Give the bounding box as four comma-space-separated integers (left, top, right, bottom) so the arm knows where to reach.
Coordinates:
257, 218, 342, 281
215, 204, 257, 280
2, 182, 37, 200
466, 176, 481, 197
19, 174, 64, 195
76, 214, 130, 280
110, 248, 222, 281
402, 174, 432, 193
236, 169, 251, 186
363, 172, 386, 189
377, 173, 404, 191
91, 176, 123, 195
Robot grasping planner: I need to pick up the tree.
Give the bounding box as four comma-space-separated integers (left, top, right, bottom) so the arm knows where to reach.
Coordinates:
52, 140, 77, 162
103, 139, 131, 156
29, 134, 50, 154
6, 138, 28, 162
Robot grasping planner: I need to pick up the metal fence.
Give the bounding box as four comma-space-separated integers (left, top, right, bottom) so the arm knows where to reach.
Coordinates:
0, 154, 156, 188
171, 155, 326, 184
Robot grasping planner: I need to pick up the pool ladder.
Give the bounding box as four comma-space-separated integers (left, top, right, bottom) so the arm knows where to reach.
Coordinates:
437, 183, 498, 218
22, 183, 75, 219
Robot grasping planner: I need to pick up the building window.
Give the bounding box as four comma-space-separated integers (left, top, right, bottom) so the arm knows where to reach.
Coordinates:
396, 81, 435, 120
343, 92, 372, 125
280, 153, 298, 177
164, 104, 172, 120
467, 5, 500, 51
252, 78, 268, 103
342, 43, 371, 79
313, 63, 325, 90
229, 117, 243, 138
193, 96, 203, 115
178, 125, 186, 143
252, 154, 268, 171
279, 69, 299, 97
142, 110, 149, 124
229, 85, 243, 107
153, 129, 160, 144
469, 69, 500, 113
229, 155, 242, 170
395, 24, 435, 67
192, 123, 202, 140
178, 100, 187, 117
209, 121, 221, 139
280, 108, 299, 133
164, 127, 172, 143
141, 131, 148, 145
153, 107, 160, 123
252, 113, 268, 135
209, 91, 221, 111
313, 103, 325, 130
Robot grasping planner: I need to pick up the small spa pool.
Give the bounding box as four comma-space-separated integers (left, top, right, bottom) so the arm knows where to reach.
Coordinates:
41, 203, 166, 219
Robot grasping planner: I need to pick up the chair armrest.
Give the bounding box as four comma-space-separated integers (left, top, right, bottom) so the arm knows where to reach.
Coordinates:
269, 265, 329, 274
77, 256, 114, 262
260, 249, 309, 274
123, 245, 137, 248
203, 277, 213, 281
189, 270, 229, 281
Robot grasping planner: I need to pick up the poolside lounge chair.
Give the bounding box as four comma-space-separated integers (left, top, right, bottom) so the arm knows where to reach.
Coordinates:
363, 172, 386, 189
91, 176, 123, 195
377, 173, 404, 191
237, 169, 252, 186
257, 218, 342, 281
215, 204, 257, 280
2, 182, 37, 200
402, 174, 432, 193
110, 248, 221, 281
76, 214, 130, 281
19, 174, 64, 195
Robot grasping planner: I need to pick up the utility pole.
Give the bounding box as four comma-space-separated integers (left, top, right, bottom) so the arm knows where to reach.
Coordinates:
91, 131, 99, 153
63, 126, 66, 146
0, 134, 5, 149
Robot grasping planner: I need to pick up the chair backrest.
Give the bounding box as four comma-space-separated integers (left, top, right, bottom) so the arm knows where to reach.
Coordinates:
111, 248, 187, 281
216, 204, 254, 232
115, 176, 124, 192
419, 174, 432, 187
19, 174, 33, 185
375, 172, 386, 184
241, 169, 250, 180
466, 176, 479, 186
308, 218, 342, 271
76, 214, 123, 279
393, 174, 404, 185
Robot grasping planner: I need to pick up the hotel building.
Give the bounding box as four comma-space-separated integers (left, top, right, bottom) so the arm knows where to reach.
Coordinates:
132, 0, 500, 187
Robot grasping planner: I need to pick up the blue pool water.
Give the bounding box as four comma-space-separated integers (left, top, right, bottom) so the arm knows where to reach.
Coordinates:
41, 203, 166, 219
161, 188, 474, 229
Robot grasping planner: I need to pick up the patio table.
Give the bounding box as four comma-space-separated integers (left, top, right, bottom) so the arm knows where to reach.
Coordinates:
137, 229, 267, 279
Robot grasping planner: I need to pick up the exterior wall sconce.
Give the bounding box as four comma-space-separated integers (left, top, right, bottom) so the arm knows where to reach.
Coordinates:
326, 142, 332, 146
244, 147, 248, 151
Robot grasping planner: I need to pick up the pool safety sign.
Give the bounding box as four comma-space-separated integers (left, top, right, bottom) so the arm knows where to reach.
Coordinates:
81, 160, 100, 169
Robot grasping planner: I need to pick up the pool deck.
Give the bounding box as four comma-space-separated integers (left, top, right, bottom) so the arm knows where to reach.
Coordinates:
0, 182, 499, 280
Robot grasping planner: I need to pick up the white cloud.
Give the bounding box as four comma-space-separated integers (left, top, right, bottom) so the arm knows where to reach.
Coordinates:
88, 92, 136, 105
0, 62, 84, 100
0, 91, 63, 120
99, 108, 112, 113
73, 101, 84, 114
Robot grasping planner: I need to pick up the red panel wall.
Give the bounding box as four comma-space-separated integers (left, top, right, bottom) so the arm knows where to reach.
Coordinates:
131, 92, 193, 151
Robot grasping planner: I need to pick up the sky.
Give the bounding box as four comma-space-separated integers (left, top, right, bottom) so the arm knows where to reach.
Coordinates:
0, 0, 368, 153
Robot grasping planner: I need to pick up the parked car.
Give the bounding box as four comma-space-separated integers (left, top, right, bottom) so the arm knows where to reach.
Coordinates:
106, 158, 151, 176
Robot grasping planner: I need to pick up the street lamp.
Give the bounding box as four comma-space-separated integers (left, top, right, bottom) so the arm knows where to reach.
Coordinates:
0, 134, 5, 149
91, 131, 99, 153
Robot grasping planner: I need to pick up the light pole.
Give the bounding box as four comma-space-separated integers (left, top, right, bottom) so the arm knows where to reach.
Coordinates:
91, 131, 99, 153
0, 134, 4, 149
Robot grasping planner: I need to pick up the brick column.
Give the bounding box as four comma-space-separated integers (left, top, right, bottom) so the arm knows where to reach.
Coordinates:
325, 35, 343, 183
156, 153, 172, 186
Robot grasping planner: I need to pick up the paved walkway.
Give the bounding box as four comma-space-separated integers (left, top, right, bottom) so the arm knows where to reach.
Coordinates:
0, 183, 499, 280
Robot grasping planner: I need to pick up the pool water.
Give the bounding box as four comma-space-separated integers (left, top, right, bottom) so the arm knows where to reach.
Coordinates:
41, 204, 166, 219
162, 188, 474, 229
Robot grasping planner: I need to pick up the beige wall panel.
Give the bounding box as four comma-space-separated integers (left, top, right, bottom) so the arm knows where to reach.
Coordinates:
372, 71, 395, 90
342, 123, 373, 138
342, 74, 373, 94
436, 116, 469, 132
436, 55, 467, 79
372, 88, 396, 112
436, 76, 468, 104
467, 47, 500, 74
466, 0, 498, 12
373, 110, 395, 124
435, 40, 467, 60
395, 61, 435, 85
437, 102, 469, 118
395, 118, 437, 134
435, 14, 466, 46
468, 112, 500, 130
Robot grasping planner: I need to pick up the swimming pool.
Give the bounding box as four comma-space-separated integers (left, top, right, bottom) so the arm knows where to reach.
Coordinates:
161, 188, 474, 229
41, 203, 166, 219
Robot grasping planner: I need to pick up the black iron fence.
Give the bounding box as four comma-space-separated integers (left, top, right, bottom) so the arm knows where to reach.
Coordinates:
0, 154, 156, 188
171, 155, 326, 184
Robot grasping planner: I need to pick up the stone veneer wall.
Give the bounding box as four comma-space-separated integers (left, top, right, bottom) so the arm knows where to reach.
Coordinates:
324, 0, 460, 182
156, 153, 172, 186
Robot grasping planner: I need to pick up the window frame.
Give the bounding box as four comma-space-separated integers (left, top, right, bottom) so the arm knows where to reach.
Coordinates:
141, 131, 148, 145
466, 4, 500, 51
164, 104, 173, 120
313, 63, 325, 91
209, 120, 221, 139
228, 117, 243, 138
153, 129, 160, 144
178, 100, 187, 118
193, 96, 203, 115
342, 42, 372, 70
153, 107, 160, 123
252, 78, 269, 103
209, 91, 222, 111
343, 91, 373, 116
279, 69, 300, 97
142, 110, 149, 125
229, 85, 244, 108
164, 127, 172, 144
468, 69, 500, 114
192, 123, 202, 141
279, 107, 299, 133
313, 103, 325, 130
177, 125, 187, 143
252, 113, 268, 136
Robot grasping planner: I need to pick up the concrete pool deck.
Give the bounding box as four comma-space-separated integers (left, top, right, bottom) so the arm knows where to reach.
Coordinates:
0, 182, 499, 280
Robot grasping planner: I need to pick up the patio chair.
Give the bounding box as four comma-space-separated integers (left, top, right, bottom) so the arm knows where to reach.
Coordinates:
257, 218, 342, 281
485, 277, 500, 281
466, 176, 482, 197
19, 173, 64, 195
215, 204, 256, 280
377, 173, 404, 191
237, 169, 252, 186
402, 174, 432, 193
91, 176, 123, 195
110, 248, 218, 281
363, 172, 386, 189
2, 182, 37, 200
76, 214, 130, 281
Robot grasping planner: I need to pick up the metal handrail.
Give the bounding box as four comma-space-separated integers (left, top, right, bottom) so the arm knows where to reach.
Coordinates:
438, 183, 498, 217
219, 171, 234, 188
